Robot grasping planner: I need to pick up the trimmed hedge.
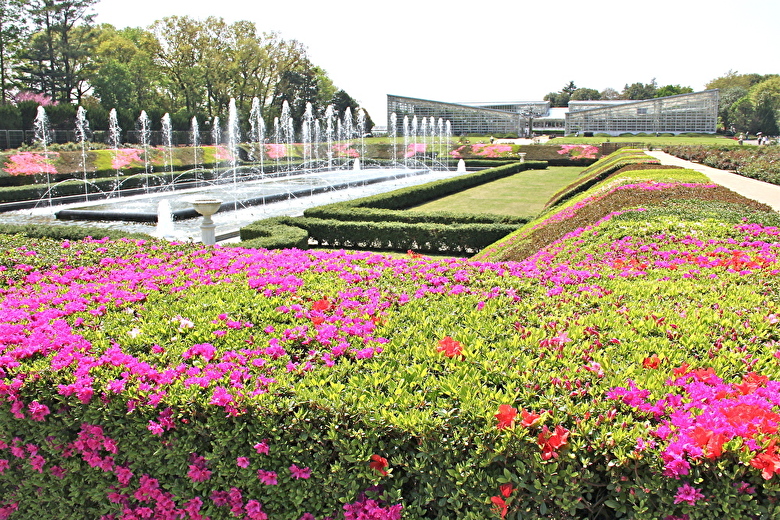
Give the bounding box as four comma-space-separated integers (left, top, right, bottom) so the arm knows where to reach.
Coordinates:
301, 217, 519, 253
0, 222, 151, 241
236, 217, 310, 250
237, 162, 545, 253
543, 149, 659, 209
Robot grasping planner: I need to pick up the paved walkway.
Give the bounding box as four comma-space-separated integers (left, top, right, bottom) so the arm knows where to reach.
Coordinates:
646, 150, 780, 212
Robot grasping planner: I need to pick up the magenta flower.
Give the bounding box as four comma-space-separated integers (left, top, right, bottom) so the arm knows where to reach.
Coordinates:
187, 465, 211, 482
3, 151, 59, 176
27, 401, 50, 421
254, 441, 270, 454
673, 482, 705, 505
237, 456, 250, 468
289, 464, 311, 479
257, 469, 278, 485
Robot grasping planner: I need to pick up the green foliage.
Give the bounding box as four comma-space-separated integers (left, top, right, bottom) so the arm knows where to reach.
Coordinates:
0, 104, 22, 130
237, 216, 310, 249
0, 222, 150, 241
236, 162, 544, 253
663, 145, 780, 186
1, 153, 780, 519
543, 149, 659, 209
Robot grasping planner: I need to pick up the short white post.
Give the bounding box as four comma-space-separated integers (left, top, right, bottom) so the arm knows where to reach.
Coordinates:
191, 199, 223, 245
518, 153, 526, 163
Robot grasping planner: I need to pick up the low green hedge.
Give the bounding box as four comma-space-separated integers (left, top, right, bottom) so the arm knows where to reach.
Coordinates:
543, 149, 659, 209
237, 162, 544, 253
0, 222, 151, 241
301, 217, 519, 253
237, 217, 310, 250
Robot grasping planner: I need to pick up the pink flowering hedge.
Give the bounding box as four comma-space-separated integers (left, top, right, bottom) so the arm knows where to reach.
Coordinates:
0, 151, 779, 519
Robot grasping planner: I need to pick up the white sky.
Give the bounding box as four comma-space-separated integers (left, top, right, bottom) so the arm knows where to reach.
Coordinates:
94, 0, 779, 125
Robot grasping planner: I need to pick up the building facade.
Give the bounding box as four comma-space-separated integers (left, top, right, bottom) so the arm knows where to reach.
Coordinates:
386, 90, 719, 136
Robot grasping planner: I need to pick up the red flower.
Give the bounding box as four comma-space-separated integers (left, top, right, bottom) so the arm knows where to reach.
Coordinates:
691, 426, 726, 459
312, 298, 332, 312
437, 336, 464, 359
751, 441, 780, 480
490, 481, 515, 518
735, 372, 770, 395
499, 483, 514, 497
642, 354, 660, 369
495, 405, 518, 430
520, 409, 541, 428
369, 454, 388, 476
537, 425, 570, 460
673, 362, 691, 377
490, 495, 508, 519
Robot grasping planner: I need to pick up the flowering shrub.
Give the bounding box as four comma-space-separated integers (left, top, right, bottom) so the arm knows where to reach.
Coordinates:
13, 91, 58, 106
472, 144, 514, 158
2, 151, 59, 176
404, 143, 425, 158
557, 144, 599, 159
213, 145, 237, 162
450, 144, 514, 159
332, 144, 359, 158
0, 150, 779, 519
111, 148, 143, 170
266, 143, 287, 159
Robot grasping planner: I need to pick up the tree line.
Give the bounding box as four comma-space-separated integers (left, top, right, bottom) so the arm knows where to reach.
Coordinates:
544, 74, 780, 135
0, 0, 372, 134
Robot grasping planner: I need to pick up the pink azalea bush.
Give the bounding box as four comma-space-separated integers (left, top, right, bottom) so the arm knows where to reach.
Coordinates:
265, 143, 287, 159
557, 144, 599, 159
111, 148, 143, 170
214, 145, 237, 162
404, 143, 426, 158
332, 144, 359, 158
450, 144, 514, 158
2, 151, 59, 176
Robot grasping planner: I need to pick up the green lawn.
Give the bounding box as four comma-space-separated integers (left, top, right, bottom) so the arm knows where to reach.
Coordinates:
406, 166, 583, 216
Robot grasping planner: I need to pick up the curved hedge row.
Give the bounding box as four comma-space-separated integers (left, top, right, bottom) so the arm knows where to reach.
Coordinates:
542, 149, 659, 210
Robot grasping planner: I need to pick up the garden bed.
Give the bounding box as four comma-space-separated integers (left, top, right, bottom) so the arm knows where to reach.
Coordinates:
0, 151, 779, 520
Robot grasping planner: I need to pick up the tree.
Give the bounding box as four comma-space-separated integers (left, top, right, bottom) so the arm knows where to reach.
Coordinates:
718, 86, 749, 131
18, 0, 99, 103
561, 81, 577, 96
0, 0, 28, 104
543, 91, 569, 107
706, 70, 771, 91
654, 84, 693, 98
599, 87, 621, 100
622, 79, 657, 100
748, 77, 780, 135
149, 16, 205, 114
90, 25, 162, 115
729, 96, 760, 134
570, 88, 601, 101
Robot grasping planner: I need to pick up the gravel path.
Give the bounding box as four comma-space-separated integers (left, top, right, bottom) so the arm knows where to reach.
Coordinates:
646, 150, 780, 212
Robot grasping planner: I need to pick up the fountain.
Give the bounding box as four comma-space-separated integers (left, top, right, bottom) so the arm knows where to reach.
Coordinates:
161, 113, 174, 187
75, 106, 91, 200
32, 106, 55, 207
108, 108, 122, 193
0, 102, 472, 243
190, 116, 202, 177
154, 199, 176, 239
